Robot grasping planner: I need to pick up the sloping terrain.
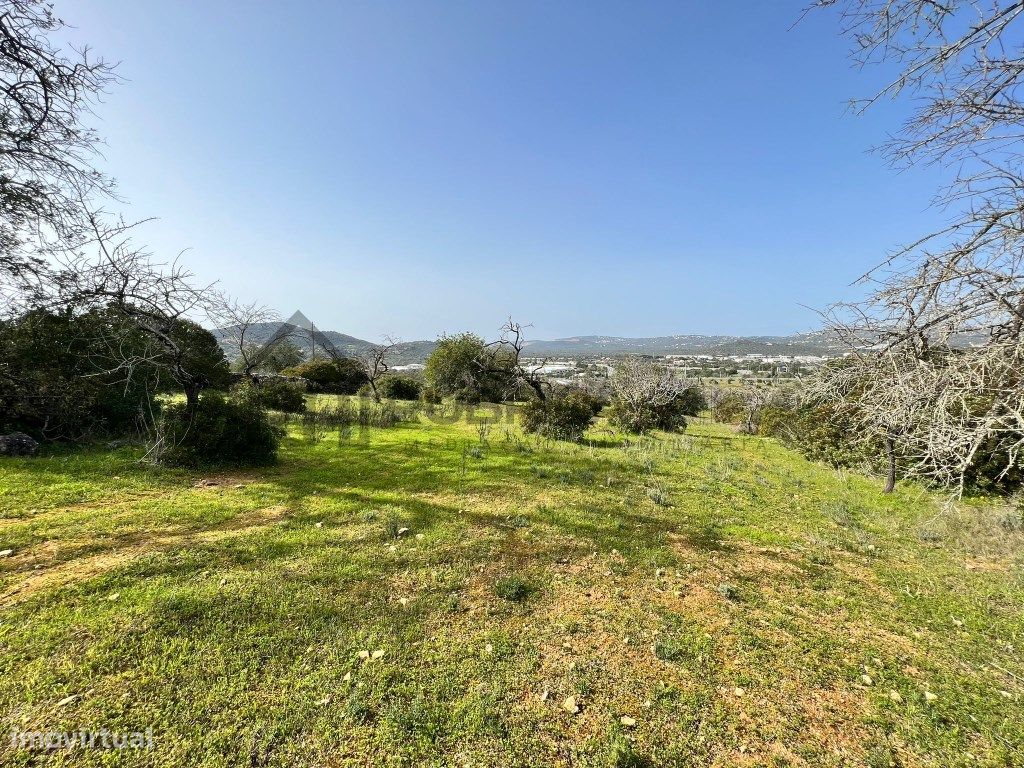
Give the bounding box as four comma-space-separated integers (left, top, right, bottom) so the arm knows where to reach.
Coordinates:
0, 412, 1020, 766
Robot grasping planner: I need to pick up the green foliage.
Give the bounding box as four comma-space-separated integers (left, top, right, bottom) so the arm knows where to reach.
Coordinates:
282, 358, 368, 394
260, 340, 305, 373
960, 433, 1024, 495
605, 732, 650, 768
0, 308, 157, 440
520, 392, 596, 442
424, 333, 510, 403
234, 378, 306, 413
712, 391, 747, 423
1, 415, 1022, 765
159, 390, 279, 467
161, 318, 232, 393
493, 574, 534, 601
607, 389, 699, 435
757, 405, 791, 438
675, 386, 708, 416
775, 403, 881, 471
377, 374, 422, 401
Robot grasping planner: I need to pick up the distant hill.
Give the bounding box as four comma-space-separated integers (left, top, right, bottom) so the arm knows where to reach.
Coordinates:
214, 323, 842, 365
212, 322, 437, 366
520, 331, 840, 357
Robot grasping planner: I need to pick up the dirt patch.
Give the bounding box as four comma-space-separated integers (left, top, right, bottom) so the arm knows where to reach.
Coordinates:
0, 505, 290, 607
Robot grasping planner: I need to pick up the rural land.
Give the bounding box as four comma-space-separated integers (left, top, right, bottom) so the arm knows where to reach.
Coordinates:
1, 2, 1022, 767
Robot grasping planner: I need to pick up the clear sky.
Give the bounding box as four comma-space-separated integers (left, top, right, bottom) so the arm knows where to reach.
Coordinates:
62, 1, 948, 342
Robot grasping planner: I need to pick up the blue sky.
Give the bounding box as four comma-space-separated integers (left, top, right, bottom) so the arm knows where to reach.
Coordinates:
64, 1, 948, 342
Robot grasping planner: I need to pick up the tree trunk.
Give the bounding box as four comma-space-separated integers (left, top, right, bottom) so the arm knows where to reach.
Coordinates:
528, 378, 546, 402
184, 383, 201, 419
883, 434, 897, 494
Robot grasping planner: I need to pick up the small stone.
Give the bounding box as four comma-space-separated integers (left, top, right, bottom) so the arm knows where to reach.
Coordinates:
399, 597, 409, 606
415, 533, 424, 540
371, 649, 385, 660
315, 522, 323, 529
924, 691, 938, 703
107, 593, 120, 601
734, 687, 745, 697
397, 527, 410, 537
357, 650, 370, 660
620, 716, 637, 727
484, 643, 493, 654
317, 695, 332, 705
861, 674, 873, 686
219, 577, 227, 586
539, 688, 549, 702
343, 672, 352, 682
0, 549, 13, 557
56, 694, 80, 707
888, 690, 903, 703
563, 696, 580, 714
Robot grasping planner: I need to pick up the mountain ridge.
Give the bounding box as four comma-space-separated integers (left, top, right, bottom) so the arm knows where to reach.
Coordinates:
213, 324, 840, 364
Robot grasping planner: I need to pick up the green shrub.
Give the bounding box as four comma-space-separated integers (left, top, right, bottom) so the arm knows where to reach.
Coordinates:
675, 386, 708, 417
713, 392, 747, 423
520, 393, 596, 442
607, 398, 685, 434
234, 378, 306, 413
159, 391, 279, 467
493, 574, 534, 601
378, 375, 422, 401
758, 405, 792, 438
0, 308, 159, 441
281, 358, 368, 394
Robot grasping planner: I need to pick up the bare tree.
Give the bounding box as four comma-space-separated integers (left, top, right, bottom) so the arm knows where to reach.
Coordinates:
808, 1, 1024, 492
738, 382, 774, 436
704, 383, 727, 422
208, 297, 288, 383
0, 0, 117, 293
478, 319, 550, 402
48, 214, 222, 416
364, 336, 399, 403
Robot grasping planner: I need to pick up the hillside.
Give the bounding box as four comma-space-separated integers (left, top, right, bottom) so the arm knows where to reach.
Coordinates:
520, 331, 839, 357
0, 409, 1019, 766
214, 324, 841, 365
212, 322, 437, 366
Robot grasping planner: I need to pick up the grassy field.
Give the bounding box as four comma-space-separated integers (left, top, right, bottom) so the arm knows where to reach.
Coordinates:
0, 401, 1021, 767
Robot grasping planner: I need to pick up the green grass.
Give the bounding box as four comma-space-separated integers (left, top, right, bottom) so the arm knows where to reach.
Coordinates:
0, 404, 1021, 766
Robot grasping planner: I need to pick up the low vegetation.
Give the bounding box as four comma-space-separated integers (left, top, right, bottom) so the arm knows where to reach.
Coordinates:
0, 405, 1020, 766
155, 390, 279, 468
520, 391, 597, 442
